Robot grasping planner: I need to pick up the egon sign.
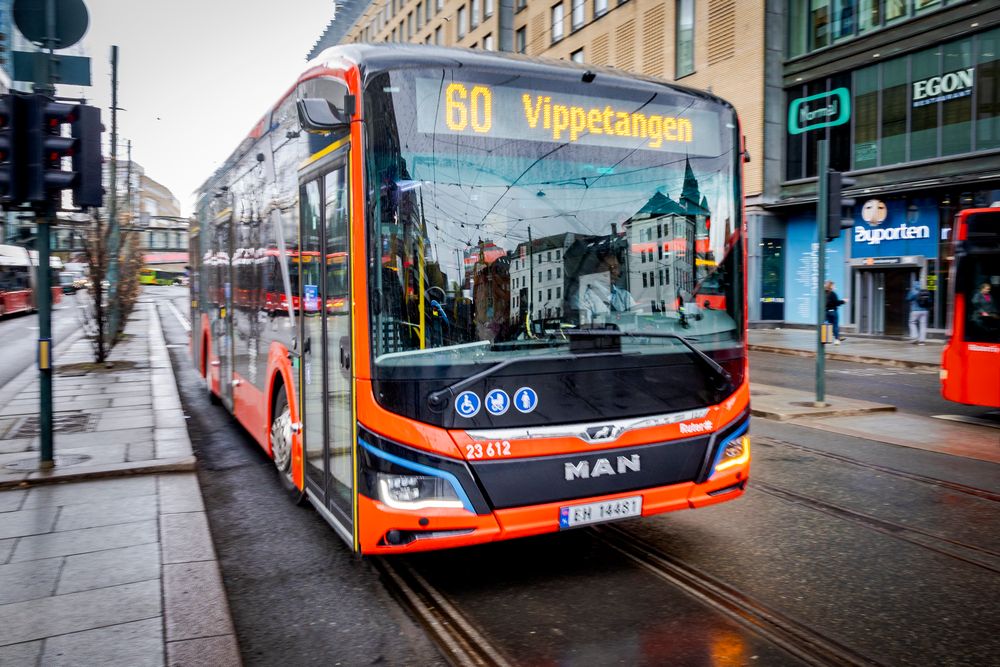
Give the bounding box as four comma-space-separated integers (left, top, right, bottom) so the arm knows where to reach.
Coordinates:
913, 68, 975, 108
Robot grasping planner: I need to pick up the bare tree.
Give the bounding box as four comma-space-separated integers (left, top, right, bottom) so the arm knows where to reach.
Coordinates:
77, 212, 144, 363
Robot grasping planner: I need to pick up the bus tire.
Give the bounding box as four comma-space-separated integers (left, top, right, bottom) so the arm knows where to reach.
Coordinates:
271, 385, 306, 505
207, 374, 221, 405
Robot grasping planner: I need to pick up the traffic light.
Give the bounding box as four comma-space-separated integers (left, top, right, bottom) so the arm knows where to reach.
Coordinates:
0, 93, 24, 205
825, 169, 857, 241
71, 104, 104, 208
25, 94, 77, 203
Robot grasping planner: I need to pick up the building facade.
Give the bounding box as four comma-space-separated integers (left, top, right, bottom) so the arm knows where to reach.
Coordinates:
772, 0, 1000, 336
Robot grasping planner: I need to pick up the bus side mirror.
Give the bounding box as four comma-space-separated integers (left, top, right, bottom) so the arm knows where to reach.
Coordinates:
297, 96, 353, 133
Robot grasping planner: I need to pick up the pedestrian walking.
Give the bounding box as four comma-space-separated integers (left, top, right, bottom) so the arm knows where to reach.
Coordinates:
906, 279, 931, 344
824, 280, 846, 345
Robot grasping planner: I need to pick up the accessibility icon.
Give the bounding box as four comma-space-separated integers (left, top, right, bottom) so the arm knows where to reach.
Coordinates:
455, 391, 481, 418
512, 387, 538, 414
485, 389, 510, 416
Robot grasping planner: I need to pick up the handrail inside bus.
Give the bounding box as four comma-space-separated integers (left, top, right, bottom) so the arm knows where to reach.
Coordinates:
270, 207, 298, 349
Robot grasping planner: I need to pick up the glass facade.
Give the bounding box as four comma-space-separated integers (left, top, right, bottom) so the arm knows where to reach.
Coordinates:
788, 0, 968, 58
786, 28, 1000, 180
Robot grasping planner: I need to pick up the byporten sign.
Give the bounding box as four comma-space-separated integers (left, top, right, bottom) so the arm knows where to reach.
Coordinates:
912, 68, 975, 108
788, 88, 851, 135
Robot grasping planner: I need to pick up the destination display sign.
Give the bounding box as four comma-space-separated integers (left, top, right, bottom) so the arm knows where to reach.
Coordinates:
414, 77, 723, 156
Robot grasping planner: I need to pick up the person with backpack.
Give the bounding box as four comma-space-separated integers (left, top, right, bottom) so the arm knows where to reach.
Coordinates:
906, 279, 931, 345
825, 280, 846, 345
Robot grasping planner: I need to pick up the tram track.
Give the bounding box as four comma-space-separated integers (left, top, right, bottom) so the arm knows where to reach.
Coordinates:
591, 523, 883, 667
754, 436, 1000, 503
753, 481, 1000, 575
373, 557, 513, 667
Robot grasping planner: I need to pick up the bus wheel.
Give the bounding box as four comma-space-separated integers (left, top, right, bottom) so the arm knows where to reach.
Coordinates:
207, 375, 221, 405
271, 386, 306, 505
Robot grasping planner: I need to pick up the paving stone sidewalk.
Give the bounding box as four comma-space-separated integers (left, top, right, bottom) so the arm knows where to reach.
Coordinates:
0, 301, 240, 665
749, 327, 943, 369
0, 303, 195, 487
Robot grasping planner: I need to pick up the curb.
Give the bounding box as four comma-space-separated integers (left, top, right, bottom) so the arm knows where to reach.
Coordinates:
0, 455, 197, 490
749, 343, 940, 371
751, 404, 897, 422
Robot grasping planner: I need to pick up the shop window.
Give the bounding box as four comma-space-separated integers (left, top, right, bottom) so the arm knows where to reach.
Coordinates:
552, 3, 565, 43
910, 48, 939, 162
885, 0, 907, 23
857, 0, 879, 35
853, 65, 879, 169
881, 58, 907, 165
572, 0, 584, 31
914, 0, 939, 14
941, 39, 973, 157
676, 0, 694, 77
831, 0, 855, 42
977, 28, 1000, 151
809, 0, 830, 50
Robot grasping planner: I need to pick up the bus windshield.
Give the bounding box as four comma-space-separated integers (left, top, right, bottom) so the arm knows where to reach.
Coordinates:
365, 68, 744, 409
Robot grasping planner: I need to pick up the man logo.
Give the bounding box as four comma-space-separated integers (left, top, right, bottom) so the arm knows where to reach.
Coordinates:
565, 455, 641, 480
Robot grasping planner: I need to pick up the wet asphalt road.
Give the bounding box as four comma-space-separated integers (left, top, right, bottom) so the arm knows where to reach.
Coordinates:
0, 291, 83, 389
149, 286, 1000, 666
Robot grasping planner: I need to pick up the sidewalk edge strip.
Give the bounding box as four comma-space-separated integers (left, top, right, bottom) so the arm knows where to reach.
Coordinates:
749, 344, 939, 370
0, 456, 197, 490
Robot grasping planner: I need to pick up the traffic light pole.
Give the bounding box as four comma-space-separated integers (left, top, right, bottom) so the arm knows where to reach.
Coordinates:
34, 1, 57, 468
36, 200, 54, 467
815, 139, 828, 407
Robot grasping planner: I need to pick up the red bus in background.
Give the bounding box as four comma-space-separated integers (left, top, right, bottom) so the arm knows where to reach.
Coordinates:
0, 244, 63, 317
941, 207, 1000, 408
190, 45, 750, 554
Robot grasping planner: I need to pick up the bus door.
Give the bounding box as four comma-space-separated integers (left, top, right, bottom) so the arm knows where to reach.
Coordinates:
299, 149, 354, 540
212, 217, 235, 410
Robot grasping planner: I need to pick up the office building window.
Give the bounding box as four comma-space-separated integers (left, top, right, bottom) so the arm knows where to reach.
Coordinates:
552, 3, 565, 43
516, 26, 526, 53
484, 33, 495, 50
485, 0, 494, 17
676, 0, 694, 77
572, 0, 584, 31
594, 0, 608, 17
435, 24, 443, 44
471, 0, 480, 27
437, 0, 444, 10
516, 0, 527, 10
457, 5, 467, 37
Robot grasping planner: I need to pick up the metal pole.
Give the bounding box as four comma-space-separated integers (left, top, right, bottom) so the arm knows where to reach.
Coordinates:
815, 139, 828, 406
35, 0, 58, 468
105, 46, 120, 340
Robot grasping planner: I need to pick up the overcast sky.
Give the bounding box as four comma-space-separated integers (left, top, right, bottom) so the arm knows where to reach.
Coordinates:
61, 0, 333, 215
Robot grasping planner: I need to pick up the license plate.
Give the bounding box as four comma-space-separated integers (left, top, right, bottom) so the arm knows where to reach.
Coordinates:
559, 496, 642, 529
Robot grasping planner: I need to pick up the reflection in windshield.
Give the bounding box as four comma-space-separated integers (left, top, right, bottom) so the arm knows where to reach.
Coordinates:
366, 69, 743, 371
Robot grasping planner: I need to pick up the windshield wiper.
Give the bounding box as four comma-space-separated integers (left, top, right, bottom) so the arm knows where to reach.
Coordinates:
426, 350, 625, 413
564, 329, 734, 391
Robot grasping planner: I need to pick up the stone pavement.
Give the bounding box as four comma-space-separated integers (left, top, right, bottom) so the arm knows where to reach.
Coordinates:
750, 327, 942, 370
0, 302, 240, 666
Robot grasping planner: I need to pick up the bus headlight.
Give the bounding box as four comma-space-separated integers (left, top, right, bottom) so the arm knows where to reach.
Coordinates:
713, 434, 750, 475
377, 473, 464, 510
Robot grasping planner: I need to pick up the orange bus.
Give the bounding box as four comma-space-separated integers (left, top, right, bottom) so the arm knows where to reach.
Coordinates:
941, 207, 1000, 408
190, 45, 750, 554
0, 244, 63, 316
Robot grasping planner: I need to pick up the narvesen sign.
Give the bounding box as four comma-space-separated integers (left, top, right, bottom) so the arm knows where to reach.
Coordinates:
913, 68, 975, 108
788, 88, 851, 135
855, 223, 930, 245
